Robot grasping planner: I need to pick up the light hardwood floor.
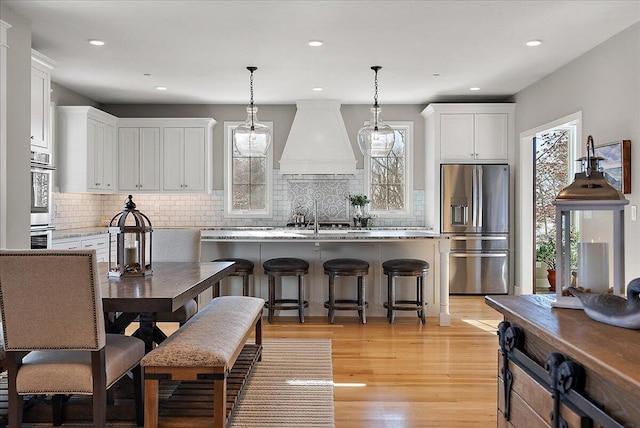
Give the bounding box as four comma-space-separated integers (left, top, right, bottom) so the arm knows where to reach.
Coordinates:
259, 296, 503, 428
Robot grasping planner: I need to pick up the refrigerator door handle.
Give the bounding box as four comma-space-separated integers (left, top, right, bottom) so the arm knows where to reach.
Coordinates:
477, 165, 484, 228
471, 166, 478, 229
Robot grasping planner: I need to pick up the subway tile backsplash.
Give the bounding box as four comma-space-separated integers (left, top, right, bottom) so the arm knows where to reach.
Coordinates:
53, 170, 425, 230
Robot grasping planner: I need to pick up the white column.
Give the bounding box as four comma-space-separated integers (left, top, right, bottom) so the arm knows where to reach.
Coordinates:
438, 238, 451, 326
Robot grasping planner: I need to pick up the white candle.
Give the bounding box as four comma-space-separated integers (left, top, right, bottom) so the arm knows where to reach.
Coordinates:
124, 245, 138, 267
577, 242, 609, 293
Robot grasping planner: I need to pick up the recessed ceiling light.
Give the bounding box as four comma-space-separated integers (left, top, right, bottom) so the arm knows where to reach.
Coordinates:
155, 86, 167, 91
312, 87, 323, 92
308, 40, 323, 47
526, 39, 542, 47
89, 39, 105, 46
469, 87, 480, 91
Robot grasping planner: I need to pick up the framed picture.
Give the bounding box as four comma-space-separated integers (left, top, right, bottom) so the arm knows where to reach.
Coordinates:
594, 140, 631, 193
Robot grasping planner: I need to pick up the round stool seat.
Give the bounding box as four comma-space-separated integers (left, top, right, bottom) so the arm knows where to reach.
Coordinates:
323, 258, 369, 275
213, 258, 254, 274
263, 257, 309, 275
383, 258, 429, 275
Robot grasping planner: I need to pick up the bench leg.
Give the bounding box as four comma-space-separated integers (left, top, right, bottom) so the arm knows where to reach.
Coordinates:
144, 379, 159, 428
214, 378, 227, 428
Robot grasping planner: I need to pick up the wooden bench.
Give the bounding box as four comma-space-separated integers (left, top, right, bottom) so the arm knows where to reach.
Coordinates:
141, 296, 265, 428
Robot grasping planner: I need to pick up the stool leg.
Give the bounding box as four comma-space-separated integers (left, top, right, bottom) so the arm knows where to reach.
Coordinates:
328, 274, 335, 324
389, 276, 396, 324
420, 274, 427, 324
298, 274, 305, 324
385, 274, 391, 321
358, 275, 366, 324
268, 275, 275, 323
242, 274, 249, 296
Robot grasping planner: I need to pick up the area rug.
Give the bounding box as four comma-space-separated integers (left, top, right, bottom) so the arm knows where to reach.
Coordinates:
6, 338, 335, 427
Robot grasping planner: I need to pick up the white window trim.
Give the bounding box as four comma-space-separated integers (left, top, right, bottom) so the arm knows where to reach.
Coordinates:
364, 121, 414, 219
223, 121, 273, 218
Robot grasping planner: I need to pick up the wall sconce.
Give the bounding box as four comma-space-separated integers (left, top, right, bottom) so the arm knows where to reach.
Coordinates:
108, 195, 153, 277
552, 136, 628, 308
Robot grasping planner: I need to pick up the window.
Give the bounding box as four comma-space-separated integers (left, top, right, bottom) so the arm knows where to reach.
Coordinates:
365, 121, 413, 218
224, 122, 273, 218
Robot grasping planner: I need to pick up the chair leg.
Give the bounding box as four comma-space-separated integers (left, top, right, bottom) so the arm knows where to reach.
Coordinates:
359, 276, 367, 324
242, 274, 250, 296
420, 274, 427, 325
267, 275, 275, 323
7, 353, 24, 428
328, 274, 335, 324
213, 280, 221, 298
132, 364, 144, 426
389, 276, 396, 324
91, 349, 107, 427
298, 275, 305, 324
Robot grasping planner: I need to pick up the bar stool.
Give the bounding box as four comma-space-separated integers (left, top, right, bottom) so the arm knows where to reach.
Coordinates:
211, 258, 254, 297
263, 257, 309, 323
382, 258, 429, 324
323, 258, 369, 324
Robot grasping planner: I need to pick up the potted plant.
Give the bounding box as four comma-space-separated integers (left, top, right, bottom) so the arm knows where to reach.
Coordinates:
536, 228, 579, 291
348, 194, 371, 227
536, 233, 557, 290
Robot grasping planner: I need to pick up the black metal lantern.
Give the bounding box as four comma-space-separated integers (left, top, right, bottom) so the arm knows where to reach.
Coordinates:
108, 195, 153, 277
552, 136, 628, 308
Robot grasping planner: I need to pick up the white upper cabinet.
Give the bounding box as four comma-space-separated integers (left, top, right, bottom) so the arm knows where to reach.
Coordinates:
117, 126, 161, 192
57, 106, 118, 193
425, 104, 514, 163
163, 127, 207, 192
31, 50, 55, 155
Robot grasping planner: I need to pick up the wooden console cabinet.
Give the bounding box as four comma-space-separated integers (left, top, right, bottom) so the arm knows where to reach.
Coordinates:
486, 295, 640, 427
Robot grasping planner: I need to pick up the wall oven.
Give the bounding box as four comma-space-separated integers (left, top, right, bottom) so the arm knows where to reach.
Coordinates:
30, 151, 55, 227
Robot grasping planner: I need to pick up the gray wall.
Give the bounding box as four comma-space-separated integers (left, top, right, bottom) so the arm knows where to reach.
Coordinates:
511, 22, 640, 282
2, 4, 31, 249
102, 103, 427, 190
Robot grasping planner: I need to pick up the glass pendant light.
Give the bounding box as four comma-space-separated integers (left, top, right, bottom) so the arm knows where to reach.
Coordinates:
357, 66, 395, 157
233, 66, 271, 157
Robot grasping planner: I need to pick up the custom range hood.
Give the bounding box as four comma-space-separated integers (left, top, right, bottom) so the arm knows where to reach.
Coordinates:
280, 100, 357, 175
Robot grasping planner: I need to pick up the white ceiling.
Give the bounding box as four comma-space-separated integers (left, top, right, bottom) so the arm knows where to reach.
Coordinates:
5, 0, 640, 105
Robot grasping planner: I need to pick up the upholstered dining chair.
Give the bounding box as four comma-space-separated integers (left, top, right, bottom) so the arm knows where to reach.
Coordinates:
0, 249, 145, 427
151, 228, 202, 343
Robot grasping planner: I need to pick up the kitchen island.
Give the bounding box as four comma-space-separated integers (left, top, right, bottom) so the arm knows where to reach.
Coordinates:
201, 228, 451, 325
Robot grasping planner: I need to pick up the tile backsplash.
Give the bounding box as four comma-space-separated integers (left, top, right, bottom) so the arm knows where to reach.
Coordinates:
53, 170, 425, 230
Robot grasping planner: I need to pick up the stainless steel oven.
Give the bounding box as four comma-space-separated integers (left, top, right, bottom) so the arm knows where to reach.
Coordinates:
30, 225, 54, 249
30, 151, 55, 227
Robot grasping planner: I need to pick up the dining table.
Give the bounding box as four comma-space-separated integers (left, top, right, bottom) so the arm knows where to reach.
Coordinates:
99, 261, 236, 352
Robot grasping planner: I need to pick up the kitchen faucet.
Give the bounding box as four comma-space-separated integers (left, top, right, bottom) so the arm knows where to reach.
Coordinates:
314, 200, 319, 236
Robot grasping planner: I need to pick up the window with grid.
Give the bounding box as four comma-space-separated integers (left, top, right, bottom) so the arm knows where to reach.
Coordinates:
365, 121, 413, 218
224, 122, 273, 218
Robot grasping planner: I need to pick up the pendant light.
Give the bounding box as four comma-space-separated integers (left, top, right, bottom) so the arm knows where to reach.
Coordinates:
233, 66, 271, 157
357, 66, 395, 157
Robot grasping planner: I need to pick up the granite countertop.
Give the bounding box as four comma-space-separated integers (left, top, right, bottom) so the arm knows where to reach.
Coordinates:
53, 226, 441, 241
200, 228, 440, 241
52, 226, 110, 240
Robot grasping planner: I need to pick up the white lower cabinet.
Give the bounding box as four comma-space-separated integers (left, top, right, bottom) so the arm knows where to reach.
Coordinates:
52, 233, 110, 262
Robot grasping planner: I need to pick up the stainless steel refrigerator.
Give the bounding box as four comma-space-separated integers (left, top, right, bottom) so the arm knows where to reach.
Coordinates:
441, 164, 509, 294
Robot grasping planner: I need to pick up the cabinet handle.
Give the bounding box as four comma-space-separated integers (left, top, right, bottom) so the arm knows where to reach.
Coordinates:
96, 183, 100, 186
69, 246, 79, 249
31, 136, 34, 139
